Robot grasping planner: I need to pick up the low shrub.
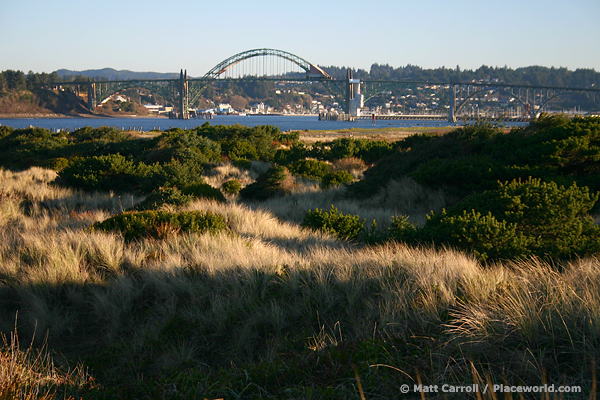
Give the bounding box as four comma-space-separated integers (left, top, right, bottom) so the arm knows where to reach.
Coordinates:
70, 126, 130, 143
420, 178, 600, 260
421, 209, 531, 261
91, 210, 227, 241
145, 130, 221, 165
223, 139, 259, 161
302, 205, 365, 240
287, 159, 331, 180
59, 154, 157, 193
321, 170, 354, 189
0, 127, 70, 168
348, 116, 600, 200
239, 165, 295, 201
388, 215, 418, 243
181, 182, 226, 203
0, 125, 14, 140
273, 143, 309, 165
232, 158, 252, 170
131, 187, 194, 211
60, 155, 208, 195
221, 179, 242, 194
40, 157, 70, 171
155, 159, 205, 189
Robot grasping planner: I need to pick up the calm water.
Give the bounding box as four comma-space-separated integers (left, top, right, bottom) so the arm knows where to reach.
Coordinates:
0, 115, 481, 132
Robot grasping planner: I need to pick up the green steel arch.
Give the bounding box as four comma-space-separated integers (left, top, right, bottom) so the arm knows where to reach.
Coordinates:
536, 90, 600, 113
454, 88, 529, 115
188, 48, 331, 107
92, 79, 179, 111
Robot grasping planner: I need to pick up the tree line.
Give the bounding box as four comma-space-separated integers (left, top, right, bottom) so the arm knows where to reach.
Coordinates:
2, 63, 599, 92
0, 70, 90, 92
321, 64, 600, 87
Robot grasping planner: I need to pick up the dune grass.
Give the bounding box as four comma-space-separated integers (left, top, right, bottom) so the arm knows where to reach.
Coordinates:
0, 166, 598, 398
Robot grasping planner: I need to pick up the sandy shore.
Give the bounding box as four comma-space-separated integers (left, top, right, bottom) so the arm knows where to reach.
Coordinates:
297, 127, 453, 143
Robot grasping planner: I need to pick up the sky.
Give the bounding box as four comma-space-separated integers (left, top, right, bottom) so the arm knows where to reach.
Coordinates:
1, 0, 599, 76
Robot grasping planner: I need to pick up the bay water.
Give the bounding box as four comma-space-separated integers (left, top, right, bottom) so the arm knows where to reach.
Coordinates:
0, 115, 484, 132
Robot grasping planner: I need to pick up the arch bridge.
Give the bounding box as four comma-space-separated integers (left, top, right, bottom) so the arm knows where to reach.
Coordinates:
64, 48, 331, 119
55, 48, 600, 121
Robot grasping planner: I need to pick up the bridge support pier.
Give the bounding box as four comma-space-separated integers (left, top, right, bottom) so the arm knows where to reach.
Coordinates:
448, 83, 457, 122
179, 69, 189, 119
346, 69, 363, 117
87, 81, 96, 111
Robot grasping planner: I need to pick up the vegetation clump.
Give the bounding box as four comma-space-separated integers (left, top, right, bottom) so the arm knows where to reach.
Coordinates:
91, 209, 227, 241
302, 205, 365, 240
181, 182, 226, 203
287, 159, 331, 180
321, 170, 354, 189
221, 179, 242, 194
239, 165, 295, 201
130, 187, 194, 211
419, 178, 600, 260
349, 116, 600, 200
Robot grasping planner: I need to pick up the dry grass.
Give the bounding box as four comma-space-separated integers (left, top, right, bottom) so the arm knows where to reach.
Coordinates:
0, 166, 599, 398
0, 328, 96, 399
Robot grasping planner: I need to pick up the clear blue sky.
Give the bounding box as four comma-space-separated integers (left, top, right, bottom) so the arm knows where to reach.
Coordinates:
1, 0, 599, 76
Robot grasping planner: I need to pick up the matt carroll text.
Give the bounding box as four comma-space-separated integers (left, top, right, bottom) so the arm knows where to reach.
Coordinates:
410, 384, 487, 394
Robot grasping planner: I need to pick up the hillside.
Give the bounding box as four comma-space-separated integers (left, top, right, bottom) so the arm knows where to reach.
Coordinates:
0, 88, 90, 116
56, 68, 180, 80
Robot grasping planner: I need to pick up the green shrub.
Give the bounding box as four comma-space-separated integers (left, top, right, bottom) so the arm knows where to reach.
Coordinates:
146, 130, 221, 165
239, 165, 294, 201
420, 178, 600, 260
223, 139, 259, 161
40, 157, 70, 171
421, 209, 531, 261
156, 159, 205, 189
59, 154, 208, 195
302, 205, 365, 240
70, 126, 130, 143
91, 210, 227, 241
388, 215, 418, 243
327, 138, 358, 160
287, 159, 331, 180
221, 179, 242, 194
132, 187, 194, 211
232, 158, 252, 170
275, 130, 300, 145
193, 123, 281, 161
309, 138, 394, 163
59, 154, 158, 193
0, 125, 14, 140
321, 170, 354, 189
273, 143, 309, 165
181, 182, 226, 203
348, 116, 600, 200
355, 139, 394, 163
0, 127, 70, 168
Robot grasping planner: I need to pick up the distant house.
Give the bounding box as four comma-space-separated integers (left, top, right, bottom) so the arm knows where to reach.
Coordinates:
143, 104, 173, 115
251, 102, 267, 114
144, 104, 162, 113
217, 103, 234, 114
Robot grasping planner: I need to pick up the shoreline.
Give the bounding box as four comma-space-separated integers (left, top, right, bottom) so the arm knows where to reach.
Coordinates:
0, 113, 323, 120
0, 113, 168, 119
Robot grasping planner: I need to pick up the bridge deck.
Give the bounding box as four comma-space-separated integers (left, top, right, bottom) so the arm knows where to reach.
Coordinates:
352, 115, 530, 122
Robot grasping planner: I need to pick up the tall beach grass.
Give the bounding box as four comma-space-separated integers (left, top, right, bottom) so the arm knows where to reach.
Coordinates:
0, 166, 598, 398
